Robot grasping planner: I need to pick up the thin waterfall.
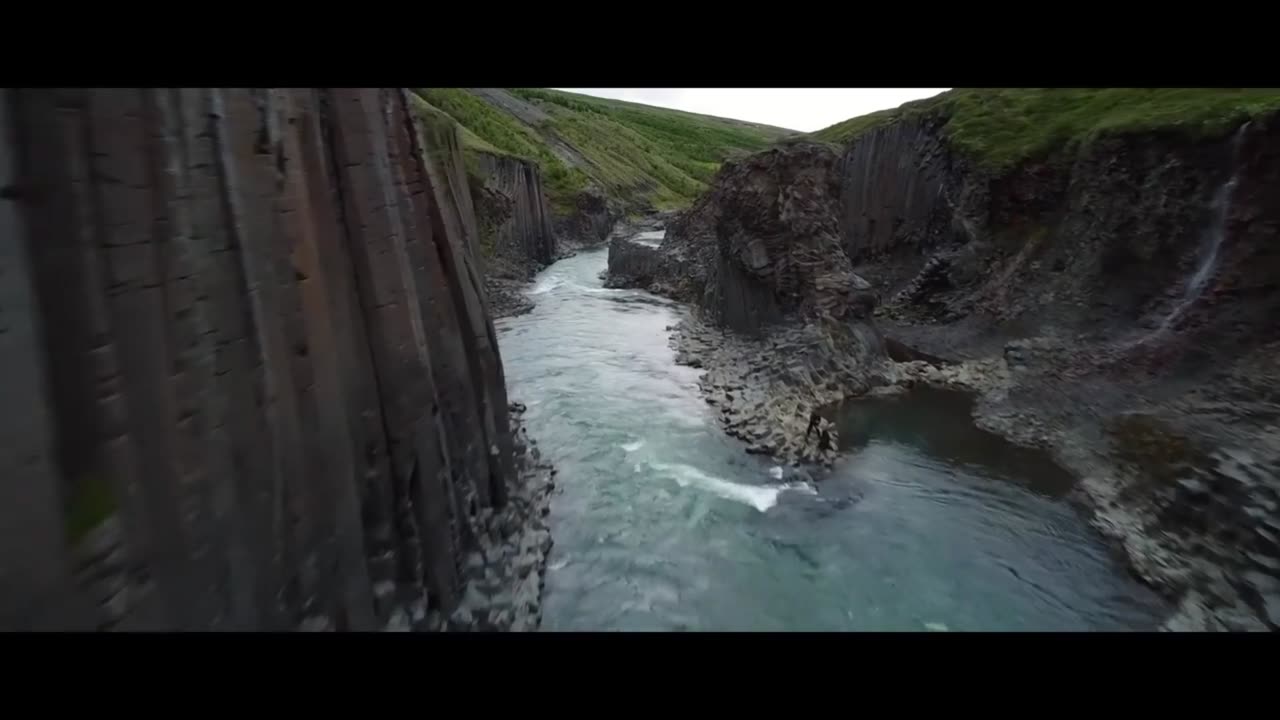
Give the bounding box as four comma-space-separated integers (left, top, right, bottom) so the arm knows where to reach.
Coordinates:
1140, 120, 1251, 342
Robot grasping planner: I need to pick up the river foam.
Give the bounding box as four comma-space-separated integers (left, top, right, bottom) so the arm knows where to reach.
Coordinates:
650, 461, 783, 512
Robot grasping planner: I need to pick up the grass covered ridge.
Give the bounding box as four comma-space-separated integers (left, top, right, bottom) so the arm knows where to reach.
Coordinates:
813, 88, 1280, 172
413, 88, 794, 214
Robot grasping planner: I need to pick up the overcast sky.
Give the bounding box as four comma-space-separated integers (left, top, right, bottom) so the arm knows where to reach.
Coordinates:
556, 88, 951, 133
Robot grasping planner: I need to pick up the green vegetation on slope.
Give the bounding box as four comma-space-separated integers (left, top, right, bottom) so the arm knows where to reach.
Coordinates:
409, 92, 504, 156
65, 473, 117, 546
413, 88, 591, 211
414, 88, 793, 214
813, 88, 1280, 172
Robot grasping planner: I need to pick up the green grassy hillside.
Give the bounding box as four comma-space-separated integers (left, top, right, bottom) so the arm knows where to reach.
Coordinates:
813, 88, 1280, 172
412, 88, 796, 213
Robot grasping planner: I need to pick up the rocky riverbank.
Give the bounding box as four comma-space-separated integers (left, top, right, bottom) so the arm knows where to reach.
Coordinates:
445, 403, 556, 631
859, 331, 1278, 631
665, 299, 1277, 631
669, 316, 887, 467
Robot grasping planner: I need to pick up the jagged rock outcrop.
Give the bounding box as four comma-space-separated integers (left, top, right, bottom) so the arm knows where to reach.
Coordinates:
655, 141, 879, 333
472, 152, 556, 270
0, 87, 549, 632
606, 141, 892, 466
603, 237, 669, 290
554, 189, 617, 248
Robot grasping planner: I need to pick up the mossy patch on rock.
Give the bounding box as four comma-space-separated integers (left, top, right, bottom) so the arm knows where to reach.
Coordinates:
64, 472, 118, 546
1107, 413, 1213, 495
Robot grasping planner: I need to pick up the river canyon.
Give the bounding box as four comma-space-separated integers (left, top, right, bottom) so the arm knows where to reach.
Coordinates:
3, 87, 1278, 632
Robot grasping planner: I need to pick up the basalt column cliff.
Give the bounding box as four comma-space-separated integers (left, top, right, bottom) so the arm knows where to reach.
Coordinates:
0, 88, 552, 632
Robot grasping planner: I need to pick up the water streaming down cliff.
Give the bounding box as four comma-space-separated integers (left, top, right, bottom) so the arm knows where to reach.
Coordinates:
1148, 122, 1251, 337
497, 246, 1166, 631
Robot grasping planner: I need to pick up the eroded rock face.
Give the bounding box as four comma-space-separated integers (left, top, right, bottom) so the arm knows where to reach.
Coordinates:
467, 152, 559, 320
662, 141, 879, 333
838, 115, 967, 262
554, 189, 617, 248
603, 237, 668, 291
0, 88, 543, 632
472, 152, 556, 269
606, 142, 893, 466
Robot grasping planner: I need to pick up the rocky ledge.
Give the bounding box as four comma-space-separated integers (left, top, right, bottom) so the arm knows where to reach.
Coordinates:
670, 315, 892, 468
603, 236, 671, 291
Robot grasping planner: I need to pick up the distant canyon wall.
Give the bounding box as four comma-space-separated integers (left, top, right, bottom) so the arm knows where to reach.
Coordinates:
470, 151, 557, 274
466, 150, 618, 282
553, 188, 616, 248
0, 87, 518, 631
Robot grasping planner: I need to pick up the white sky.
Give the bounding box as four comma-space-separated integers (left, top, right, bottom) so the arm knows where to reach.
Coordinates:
556, 88, 951, 133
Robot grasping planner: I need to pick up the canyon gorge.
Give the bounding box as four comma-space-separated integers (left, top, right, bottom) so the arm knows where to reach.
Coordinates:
3, 87, 1278, 632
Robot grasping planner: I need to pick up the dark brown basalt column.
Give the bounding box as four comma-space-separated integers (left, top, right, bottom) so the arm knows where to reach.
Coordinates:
0, 87, 517, 631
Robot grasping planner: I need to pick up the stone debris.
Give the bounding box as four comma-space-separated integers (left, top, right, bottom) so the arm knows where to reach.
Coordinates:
444, 405, 555, 632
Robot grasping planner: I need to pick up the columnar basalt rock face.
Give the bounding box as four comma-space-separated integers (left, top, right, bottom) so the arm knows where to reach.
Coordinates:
660, 141, 879, 334
472, 152, 556, 271
837, 116, 964, 263
468, 152, 561, 318
0, 88, 538, 632
603, 237, 668, 290
605, 141, 892, 467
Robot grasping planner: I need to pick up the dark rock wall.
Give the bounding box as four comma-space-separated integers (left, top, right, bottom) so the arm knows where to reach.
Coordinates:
0, 88, 517, 632
604, 237, 667, 290
554, 189, 616, 248
660, 142, 877, 335
472, 152, 556, 272
837, 116, 963, 263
